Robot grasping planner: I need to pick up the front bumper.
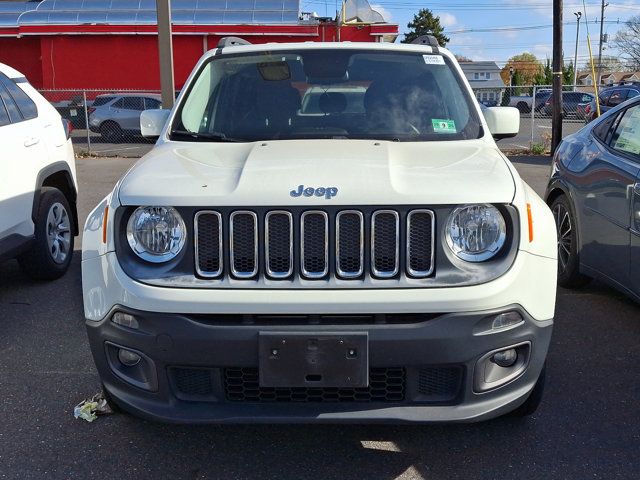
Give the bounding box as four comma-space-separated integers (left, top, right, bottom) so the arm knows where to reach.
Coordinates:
87, 305, 552, 424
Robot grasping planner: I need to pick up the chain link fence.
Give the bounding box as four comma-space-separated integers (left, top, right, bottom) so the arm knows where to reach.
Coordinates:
40, 89, 161, 158
472, 84, 595, 152
40, 85, 597, 158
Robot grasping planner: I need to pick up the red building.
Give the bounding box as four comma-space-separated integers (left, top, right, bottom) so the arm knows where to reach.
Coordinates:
0, 1, 398, 91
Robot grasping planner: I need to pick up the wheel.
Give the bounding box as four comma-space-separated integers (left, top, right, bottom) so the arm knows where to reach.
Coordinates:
18, 187, 75, 280
100, 121, 123, 142
517, 102, 530, 113
102, 384, 124, 414
509, 365, 545, 417
550, 195, 591, 288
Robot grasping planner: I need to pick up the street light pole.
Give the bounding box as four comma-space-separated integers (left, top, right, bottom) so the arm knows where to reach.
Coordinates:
509, 66, 514, 98
156, 0, 175, 109
551, 0, 563, 154
596, 0, 607, 87
573, 11, 582, 91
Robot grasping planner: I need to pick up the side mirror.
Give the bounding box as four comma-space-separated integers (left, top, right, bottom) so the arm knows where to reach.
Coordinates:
140, 109, 171, 139
483, 106, 520, 141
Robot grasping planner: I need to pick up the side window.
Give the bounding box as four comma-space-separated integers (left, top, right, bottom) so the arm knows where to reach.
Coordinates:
0, 95, 10, 127
599, 91, 612, 105
627, 89, 639, 100
144, 98, 161, 109
592, 113, 617, 143
112, 98, 125, 109
0, 84, 22, 123
608, 90, 626, 107
122, 97, 144, 111
610, 104, 640, 157
0, 73, 37, 120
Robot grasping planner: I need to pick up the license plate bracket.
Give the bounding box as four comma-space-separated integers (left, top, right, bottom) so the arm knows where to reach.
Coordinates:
258, 332, 369, 388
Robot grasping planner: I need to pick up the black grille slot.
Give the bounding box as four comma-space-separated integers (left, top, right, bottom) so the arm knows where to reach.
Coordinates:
266, 212, 293, 278
371, 211, 399, 277
170, 367, 215, 399
336, 211, 363, 278
407, 210, 434, 277
195, 212, 222, 277
192, 207, 436, 285
224, 367, 405, 403
301, 212, 328, 278
230, 212, 257, 278
417, 366, 463, 402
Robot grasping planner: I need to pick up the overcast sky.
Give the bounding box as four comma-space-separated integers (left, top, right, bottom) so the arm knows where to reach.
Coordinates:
301, 0, 639, 67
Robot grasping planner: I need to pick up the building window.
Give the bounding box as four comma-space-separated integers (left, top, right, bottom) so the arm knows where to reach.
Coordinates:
474, 73, 479, 80
485, 72, 491, 80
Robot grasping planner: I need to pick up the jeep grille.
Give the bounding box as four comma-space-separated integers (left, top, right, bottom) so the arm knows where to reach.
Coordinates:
194, 208, 435, 281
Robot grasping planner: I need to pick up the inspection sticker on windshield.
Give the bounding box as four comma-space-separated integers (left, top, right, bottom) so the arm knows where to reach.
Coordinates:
423, 55, 445, 65
432, 119, 457, 134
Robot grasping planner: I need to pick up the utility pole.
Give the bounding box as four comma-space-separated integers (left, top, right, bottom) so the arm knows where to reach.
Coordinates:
573, 11, 582, 91
156, 0, 175, 109
551, 0, 563, 154
596, 0, 607, 87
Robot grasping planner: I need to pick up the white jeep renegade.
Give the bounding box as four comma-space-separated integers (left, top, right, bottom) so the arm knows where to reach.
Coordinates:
82, 38, 557, 423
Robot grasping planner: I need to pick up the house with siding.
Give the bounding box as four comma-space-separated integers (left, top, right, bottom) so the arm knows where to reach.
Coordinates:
459, 61, 506, 106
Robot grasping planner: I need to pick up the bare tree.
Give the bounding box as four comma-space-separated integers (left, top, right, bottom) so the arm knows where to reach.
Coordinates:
614, 15, 640, 70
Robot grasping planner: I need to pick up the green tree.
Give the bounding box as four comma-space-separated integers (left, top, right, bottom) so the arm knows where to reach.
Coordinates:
402, 9, 450, 46
563, 62, 575, 85
501, 53, 543, 86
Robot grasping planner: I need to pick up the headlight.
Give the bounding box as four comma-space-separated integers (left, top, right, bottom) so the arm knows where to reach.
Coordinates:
126, 206, 186, 263
445, 204, 506, 262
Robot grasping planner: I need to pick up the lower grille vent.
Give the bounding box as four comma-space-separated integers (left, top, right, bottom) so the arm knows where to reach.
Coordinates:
169, 367, 215, 400
417, 366, 463, 402
224, 367, 405, 403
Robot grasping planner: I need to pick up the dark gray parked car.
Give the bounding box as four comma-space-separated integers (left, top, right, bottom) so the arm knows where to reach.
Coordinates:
541, 91, 594, 118
546, 95, 640, 302
584, 83, 640, 123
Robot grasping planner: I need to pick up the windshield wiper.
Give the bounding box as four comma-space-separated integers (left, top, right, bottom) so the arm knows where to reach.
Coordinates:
170, 130, 243, 142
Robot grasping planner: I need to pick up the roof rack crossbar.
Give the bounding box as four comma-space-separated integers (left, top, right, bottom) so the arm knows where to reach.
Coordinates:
217, 37, 251, 49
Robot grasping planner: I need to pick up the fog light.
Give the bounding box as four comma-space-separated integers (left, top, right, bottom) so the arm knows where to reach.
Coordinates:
118, 348, 141, 367
491, 311, 523, 331
112, 312, 139, 330
492, 348, 518, 368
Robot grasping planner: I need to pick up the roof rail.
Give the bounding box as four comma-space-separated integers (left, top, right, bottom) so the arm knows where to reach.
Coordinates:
217, 37, 251, 49
411, 35, 440, 50
610, 80, 640, 87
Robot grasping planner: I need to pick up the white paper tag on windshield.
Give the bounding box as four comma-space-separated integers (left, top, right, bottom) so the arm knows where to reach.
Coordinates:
423, 55, 445, 65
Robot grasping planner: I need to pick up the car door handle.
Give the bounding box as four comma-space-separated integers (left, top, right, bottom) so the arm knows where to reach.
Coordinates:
24, 136, 40, 147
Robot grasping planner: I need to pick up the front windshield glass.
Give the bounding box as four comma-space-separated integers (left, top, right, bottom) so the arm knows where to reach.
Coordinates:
171, 49, 482, 142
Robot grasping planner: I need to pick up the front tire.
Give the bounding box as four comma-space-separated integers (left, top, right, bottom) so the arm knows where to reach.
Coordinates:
18, 187, 75, 280
509, 365, 546, 417
100, 121, 123, 143
550, 195, 591, 288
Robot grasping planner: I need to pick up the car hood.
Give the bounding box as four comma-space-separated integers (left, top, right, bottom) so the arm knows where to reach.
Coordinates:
117, 140, 516, 206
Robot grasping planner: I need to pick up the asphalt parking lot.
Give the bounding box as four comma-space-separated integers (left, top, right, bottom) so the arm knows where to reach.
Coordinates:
1, 155, 639, 479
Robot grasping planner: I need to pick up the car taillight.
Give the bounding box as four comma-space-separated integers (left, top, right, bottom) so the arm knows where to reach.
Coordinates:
545, 99, 551, 105
62, 118, 73, 140
585, 104, 591, 114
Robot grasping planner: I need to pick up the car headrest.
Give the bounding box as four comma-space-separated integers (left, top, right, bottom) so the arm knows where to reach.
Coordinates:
318, 92, 348, 114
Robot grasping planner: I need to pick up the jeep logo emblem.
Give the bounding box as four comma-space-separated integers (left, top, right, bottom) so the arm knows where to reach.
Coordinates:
290, 185, 338, 200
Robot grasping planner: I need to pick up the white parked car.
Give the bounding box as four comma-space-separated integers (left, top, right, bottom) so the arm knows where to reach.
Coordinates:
0, 63, 78, 279
82, 38, 557, 423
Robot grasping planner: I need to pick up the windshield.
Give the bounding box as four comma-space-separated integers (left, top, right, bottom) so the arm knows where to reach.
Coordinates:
171, 49, 482, 142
